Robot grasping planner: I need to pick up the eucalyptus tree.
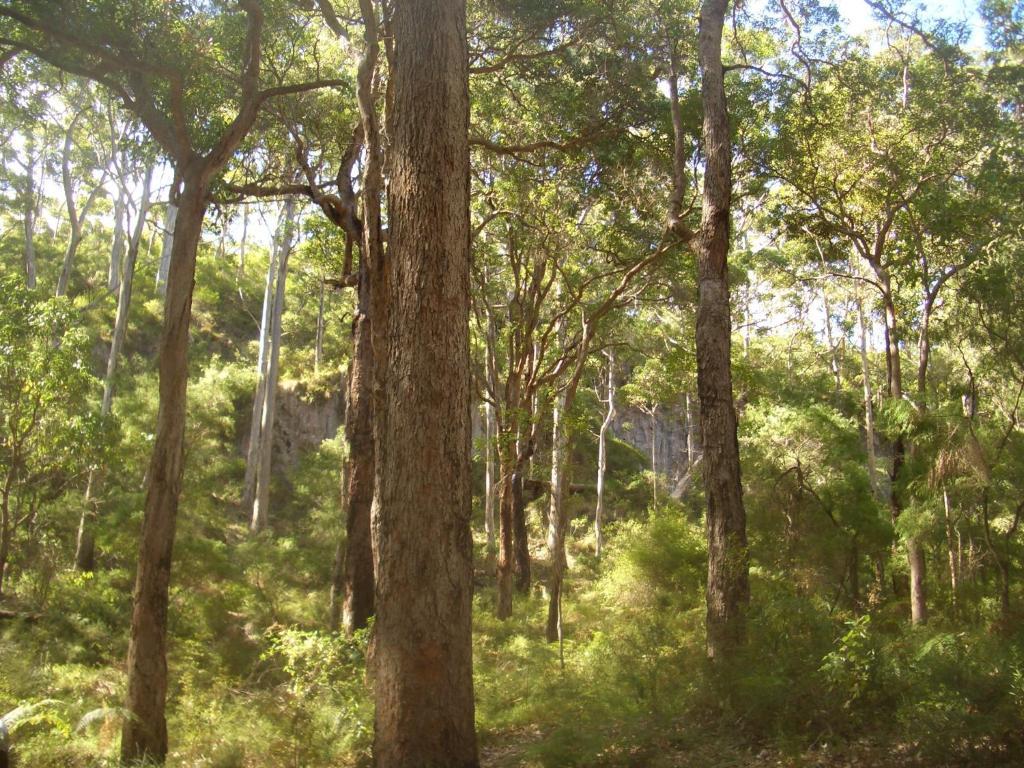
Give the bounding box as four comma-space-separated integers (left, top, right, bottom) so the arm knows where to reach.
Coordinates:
764, 24, 994, 625
0, 1, 346, 760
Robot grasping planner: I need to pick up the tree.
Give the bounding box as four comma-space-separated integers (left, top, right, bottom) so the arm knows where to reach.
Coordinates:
369, 0, 479, 763
697, 0, 750, 660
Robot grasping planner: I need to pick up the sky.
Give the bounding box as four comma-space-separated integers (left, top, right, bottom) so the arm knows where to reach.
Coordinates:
834, 0, 987, 49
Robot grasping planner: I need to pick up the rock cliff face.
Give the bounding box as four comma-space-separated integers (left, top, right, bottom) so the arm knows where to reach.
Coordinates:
612, 401, 700, 487
240, 378, 345, 469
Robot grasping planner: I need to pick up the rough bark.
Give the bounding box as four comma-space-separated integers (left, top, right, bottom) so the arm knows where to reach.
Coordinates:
697, 0, 749, 661
370, 0, 478, 762
340, 260, 375, 633
120, 170, 208, 764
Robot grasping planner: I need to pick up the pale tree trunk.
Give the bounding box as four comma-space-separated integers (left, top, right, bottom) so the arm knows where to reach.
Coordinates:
483, 399, 495, 557
76, 166, 154, 572
686, 391, 699, 466
314, 281, 325, 373
340, 260, 375, 633
944, 487, 960, 613
857, 294, 879, 497
241, 211, 283, 514
370, 0, 478, 762
121, 170, 209, 764
22, 138, 38, 290
697, 0, 750, 661
109, 184, 127, 292
250, 198, 296, 533
546, 388, 570, 643
56, 113, 104, 298
649, 406, 659, 504
155, 202, 178, 297
238, 204, 249, 280
595, 351, 615, 560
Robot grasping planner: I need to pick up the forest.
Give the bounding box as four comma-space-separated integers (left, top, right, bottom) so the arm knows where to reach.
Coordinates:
0, 0, 1022, 766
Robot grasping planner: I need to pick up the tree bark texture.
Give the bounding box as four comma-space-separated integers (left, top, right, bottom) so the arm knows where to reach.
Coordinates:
370, 0, 478, 764
120, 171, 208, 765
341, 261, 375, 633
697, 0, 750, 661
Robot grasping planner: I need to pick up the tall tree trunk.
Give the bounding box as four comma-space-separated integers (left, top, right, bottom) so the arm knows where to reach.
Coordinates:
109, 184, 127, 292
857, 294, 879, 498
250, 198, 296, 533
76, 166, 154, 572
697, 0, 749, 661
546, 388, 570, 643
237, 204, 249, 280
496, 451, 516, 619
484, 400, 496, 556
340, 260, 375, 633
314, 281, 325, 373
121, 171, 209, 765
944, 488, 959, 613
22, 140, 37, 290
686, 391, 699, 466
512, 443, 531, 593
241, 215, 283, 514
370, 0, 478, 762
595, 351, 615, 560
155, 202, 178, 297
328, 460, 350, 632
0, 483, 11, 598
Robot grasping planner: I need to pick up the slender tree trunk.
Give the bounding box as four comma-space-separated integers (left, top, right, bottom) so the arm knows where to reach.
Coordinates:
109, 184, 127, 292
22, 142, 37, 290
857, 295, 879, 497
546, 388, 570, 643
650, 407, 658, 504
56, 115, 83, 298
0, 485, 11, 598
484, 401, 497, 556
512, 445, 531, 593
76, 167, 154, 571
314, 281, 325, 373
944, 487, 959, 613
155, 202, 178, 297
686, 391, 699, 466
250, 198, 296, 533
121, 171, 209, 765
238, 204, 249, 280
328, 460, 350, 632
341, 260, 375, 633
241, 217, 283, 514
370, 0, 478, 763
595, 352, 615, 559
496, 450, 516, 619
697, 0, 749, 661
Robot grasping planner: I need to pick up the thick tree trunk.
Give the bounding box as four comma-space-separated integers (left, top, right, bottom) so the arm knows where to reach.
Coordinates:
120, 172, 208, 765
697, 0, 749, 661
250, 198, 296, 533
370, 0, 478, 763
341, 263, 375, 633
595, 352, 615, 560
546, 389, 570, 643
